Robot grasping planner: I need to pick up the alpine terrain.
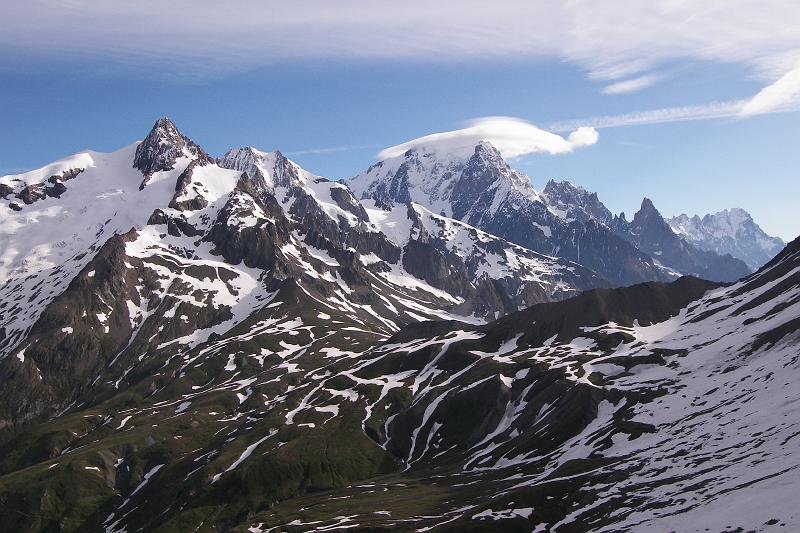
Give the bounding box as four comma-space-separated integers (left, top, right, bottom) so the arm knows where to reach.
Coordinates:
669, 208, 785, 270
0, 119, 797, 532
349, 143, 751, 284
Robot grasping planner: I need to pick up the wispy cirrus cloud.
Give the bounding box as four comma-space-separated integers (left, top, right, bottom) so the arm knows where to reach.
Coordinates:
601, 74, 663, 95
285, 144, 381, 157
548, 96, 800, 133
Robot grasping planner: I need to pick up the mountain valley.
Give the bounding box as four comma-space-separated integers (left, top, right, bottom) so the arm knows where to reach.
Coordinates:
0, 119, 796, 532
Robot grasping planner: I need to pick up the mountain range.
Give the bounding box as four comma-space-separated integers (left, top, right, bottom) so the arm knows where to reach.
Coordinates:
668, 208, 785, 270
0, 118, 795, 532
349, 141, 752, 284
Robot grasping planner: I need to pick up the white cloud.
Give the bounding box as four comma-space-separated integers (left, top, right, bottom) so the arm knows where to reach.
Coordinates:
549, 93, 800, 132
741, 60, 800, 116
549, 100, 748, 131
285, 144, 380, 156
567, 127, 600, 148
601, 74, 663, 95
3, 1, 800, 114
3, 2, 799, 81
377, 117, 598, 160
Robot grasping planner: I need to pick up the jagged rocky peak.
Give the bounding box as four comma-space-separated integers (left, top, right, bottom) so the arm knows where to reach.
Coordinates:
631, 197, 665, 229
541, 179, 614, 225
671, 213, 710, 227
542, 179, 596, 203
450, 141, 538, 219
711, 207, 749, 224
464, 141, 531, 187
219, 145, 261, 169
636, 197, 660, 216
218, 146, 300, 190
218, 146, 269, 189
628, 197, 680, 239
469, 139, 504, 164
133, 117, 210, 176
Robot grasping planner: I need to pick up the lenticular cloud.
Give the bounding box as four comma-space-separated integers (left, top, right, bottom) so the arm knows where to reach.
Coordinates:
377, 117, 598, 160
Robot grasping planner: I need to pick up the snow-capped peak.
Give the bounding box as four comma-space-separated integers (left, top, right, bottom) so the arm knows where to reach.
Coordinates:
133, 117, 210, 177
218, 146, 306, 191
667, 208, 785, 270
387, 134, 502, 162
348, 140, 539, 217
703, 207, 752, 235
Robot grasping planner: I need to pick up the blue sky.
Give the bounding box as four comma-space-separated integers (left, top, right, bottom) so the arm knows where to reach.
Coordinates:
1, 1, 799, 239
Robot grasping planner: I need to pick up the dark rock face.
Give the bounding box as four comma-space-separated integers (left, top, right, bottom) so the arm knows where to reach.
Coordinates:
167, 160, 210, 211
451, 142, 516, 221
16, 183, 46, 204
402, 239, 471, 296
0, 183, 13, 199
495, 184, 662, 286
205, 190, 289, 271
487, 212, 666, 287
133, 117, 211, 177
366, 158, 413, 206
393, 204, 610, 317
329, 184, 370, 223
0, 234, 137, 429
57, 167, 84, 183
1, 168, 84, 211
218, 150, 403, 268
496, 275, 719, 343
44, 181, 67, 199
614, 198, 751, 282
